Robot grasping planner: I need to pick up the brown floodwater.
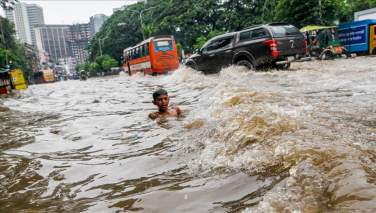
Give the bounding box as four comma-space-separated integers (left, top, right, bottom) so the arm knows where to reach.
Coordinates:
1, 57, 375, 212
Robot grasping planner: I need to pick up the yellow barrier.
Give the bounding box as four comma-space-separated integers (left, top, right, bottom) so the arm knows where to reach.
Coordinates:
370, 25, 376, 54
10, 69, 28, 90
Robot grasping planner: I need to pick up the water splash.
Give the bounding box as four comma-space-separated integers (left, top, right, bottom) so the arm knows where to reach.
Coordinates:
1, 57, 375, 212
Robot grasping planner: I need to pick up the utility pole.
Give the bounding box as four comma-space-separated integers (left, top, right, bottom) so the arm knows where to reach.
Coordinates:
318, 0, 322, 24
98, 37, 109, 56
98, 38, 103, 56
125, 6, 156, 40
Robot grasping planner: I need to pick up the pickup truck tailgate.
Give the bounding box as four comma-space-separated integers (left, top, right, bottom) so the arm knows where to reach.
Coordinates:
276, 36, 305, 56
269, 25, 306, 56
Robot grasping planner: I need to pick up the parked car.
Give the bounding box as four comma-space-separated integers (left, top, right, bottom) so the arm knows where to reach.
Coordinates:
185, 23, 307, 72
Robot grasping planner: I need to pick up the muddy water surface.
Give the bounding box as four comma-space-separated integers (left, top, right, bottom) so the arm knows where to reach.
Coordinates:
1, 57, 376, 212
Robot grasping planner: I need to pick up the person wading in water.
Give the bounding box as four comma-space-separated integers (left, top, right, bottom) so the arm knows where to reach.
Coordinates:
149, 89, 181, 120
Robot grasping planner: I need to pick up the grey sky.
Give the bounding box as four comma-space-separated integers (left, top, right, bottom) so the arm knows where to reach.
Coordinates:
1, 0, 139, 24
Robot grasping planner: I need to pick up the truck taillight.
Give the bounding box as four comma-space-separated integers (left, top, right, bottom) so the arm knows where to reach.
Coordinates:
264, 39, 279, 58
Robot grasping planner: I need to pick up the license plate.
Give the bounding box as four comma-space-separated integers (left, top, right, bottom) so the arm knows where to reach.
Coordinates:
287, 56, 295, 61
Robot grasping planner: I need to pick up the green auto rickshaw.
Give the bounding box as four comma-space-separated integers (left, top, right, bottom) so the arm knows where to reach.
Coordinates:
300, 25, 350, 59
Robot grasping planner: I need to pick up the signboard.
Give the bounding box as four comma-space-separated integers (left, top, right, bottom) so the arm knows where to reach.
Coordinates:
370, 25, 376, 54
338, 25, 367, 45
43, 69, 55, 83
10, 69, 28, 90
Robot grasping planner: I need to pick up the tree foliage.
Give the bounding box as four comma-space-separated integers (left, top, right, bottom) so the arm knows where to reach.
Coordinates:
89, 0, 376, 63
274, 0, 347, 28
0, 17, 30, 73
95, 54, 118, 72
78, 54, 118, 77
88, 62, 100, 76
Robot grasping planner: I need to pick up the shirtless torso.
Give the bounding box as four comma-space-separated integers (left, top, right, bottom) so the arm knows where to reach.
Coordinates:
149, 106, 181, 120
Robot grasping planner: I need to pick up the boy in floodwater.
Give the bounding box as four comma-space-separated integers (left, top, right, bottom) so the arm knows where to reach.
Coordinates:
149, 89, 181, 120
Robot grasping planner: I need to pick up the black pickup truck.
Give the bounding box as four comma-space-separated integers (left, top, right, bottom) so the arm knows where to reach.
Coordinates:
185, 23, 307, 72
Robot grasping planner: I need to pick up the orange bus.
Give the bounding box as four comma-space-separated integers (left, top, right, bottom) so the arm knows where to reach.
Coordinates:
123, 35, 179, 75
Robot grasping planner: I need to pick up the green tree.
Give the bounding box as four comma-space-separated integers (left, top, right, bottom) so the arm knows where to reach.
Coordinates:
88, 62, 100, 76
193, 30, 224, 50
102, 58, 118, 72
94, 54, 118, 72
75, 63, 86, 72
0, 17, 17, 49
0, 17, 30, 73
274, 0, 347, 28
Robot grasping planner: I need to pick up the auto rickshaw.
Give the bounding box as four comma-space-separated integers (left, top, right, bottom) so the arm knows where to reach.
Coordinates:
300, 25, 349, 60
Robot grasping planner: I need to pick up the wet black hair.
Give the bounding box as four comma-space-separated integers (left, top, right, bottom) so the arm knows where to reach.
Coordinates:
153, 89, 168, 101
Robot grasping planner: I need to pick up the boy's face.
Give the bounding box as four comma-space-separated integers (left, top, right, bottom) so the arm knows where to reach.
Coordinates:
153, 94, 169, 112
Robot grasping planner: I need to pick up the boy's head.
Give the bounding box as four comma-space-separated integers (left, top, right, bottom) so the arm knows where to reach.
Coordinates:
152, 89, 169, 112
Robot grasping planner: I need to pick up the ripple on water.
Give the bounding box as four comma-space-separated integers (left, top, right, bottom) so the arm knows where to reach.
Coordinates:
1, 57, 376, 212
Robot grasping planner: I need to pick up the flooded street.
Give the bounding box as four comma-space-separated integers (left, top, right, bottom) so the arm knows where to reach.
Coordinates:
1, 57, 376, 212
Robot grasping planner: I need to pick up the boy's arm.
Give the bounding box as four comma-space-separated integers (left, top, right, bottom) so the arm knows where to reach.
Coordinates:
175, 106, 182, 116
149, 112, 159, 120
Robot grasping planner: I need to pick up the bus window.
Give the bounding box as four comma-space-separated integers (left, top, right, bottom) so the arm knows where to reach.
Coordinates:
136, 47, 140, 58
140, 45, 144, 57
144, 43, 149, 56
154, 40, 173, 52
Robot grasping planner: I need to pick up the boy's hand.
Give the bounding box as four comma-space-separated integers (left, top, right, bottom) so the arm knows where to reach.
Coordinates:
173, 106, 182, 116
149, 112, 159, 120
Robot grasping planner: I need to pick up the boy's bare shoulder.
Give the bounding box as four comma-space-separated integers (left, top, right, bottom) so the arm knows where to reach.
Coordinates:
171, 106, 182, 115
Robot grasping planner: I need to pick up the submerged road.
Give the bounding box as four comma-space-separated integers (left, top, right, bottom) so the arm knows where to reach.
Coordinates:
1, 56, 376, 212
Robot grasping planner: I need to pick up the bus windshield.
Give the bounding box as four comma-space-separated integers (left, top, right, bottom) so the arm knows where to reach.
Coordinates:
154, 40, 173, 52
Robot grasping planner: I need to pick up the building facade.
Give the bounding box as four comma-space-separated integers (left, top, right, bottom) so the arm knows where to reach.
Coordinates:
5, 2, 44, 45
24, 43, 40, 73
27, 4, 45, 45
34, 23, 92, 65
89, 14, 108, 35
67, 23, 92, 64
34, 25, 71, 63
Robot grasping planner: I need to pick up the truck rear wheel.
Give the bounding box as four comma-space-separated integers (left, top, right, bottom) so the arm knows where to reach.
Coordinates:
236, 60, 254, 70
186, 62, 197, 70
275, 63, 291, 70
